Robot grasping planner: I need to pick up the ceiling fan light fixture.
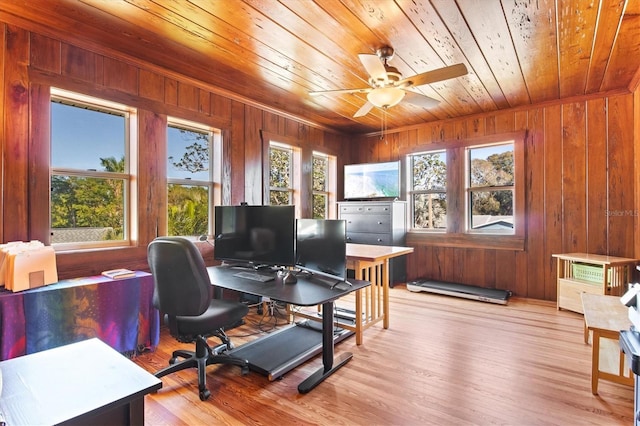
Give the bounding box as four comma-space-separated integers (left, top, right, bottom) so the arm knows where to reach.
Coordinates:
367, 87, 405, 109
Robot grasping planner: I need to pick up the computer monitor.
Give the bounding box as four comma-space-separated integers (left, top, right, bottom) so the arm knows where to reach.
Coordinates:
214, 205, 295, 268
295, 219, 347, 282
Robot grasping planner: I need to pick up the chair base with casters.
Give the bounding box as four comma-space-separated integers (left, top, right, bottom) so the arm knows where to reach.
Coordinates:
155, 329, 250, 401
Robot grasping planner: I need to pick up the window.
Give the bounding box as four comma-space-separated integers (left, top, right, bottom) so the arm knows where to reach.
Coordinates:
312, 152, 330, 218
467, 143, 514, 234
50, 89, 135, 248
405, 133, 524, 250
269, 143, 295, 205
264, 138, 333, 218
167, 119, 219, 237
409, 151, 447, 230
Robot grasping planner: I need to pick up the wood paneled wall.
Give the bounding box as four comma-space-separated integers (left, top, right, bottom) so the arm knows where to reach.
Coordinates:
1, 21, 638, 300
350, 94, 638, 300
0, 22, 349, 280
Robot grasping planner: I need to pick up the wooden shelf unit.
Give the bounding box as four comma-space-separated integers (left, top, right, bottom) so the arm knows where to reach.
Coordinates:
553, 253, 637, 313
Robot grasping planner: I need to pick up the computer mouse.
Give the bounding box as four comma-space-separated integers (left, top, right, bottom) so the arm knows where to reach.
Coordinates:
282, 271, 297, 284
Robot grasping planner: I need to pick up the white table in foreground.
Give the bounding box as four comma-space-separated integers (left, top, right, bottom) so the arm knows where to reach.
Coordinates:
0, 338, 161, 425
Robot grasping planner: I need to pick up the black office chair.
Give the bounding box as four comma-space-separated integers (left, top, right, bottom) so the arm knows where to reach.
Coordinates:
147, 236, 249, 401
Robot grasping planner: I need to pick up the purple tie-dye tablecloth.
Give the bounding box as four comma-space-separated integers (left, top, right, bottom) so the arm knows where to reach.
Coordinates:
0, 271, 159, 360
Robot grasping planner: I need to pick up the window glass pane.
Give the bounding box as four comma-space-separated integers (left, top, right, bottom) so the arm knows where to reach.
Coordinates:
312, 156, 327, 191
413, 152, 446, 191
168, 184, 209, 236
50, 175, 125, 243
270, 147, 291, 189
413, 193, 446, 229
313, 194, 327, 219
270, 190, 290, 205
470, 190, 514, 231
51, 101, 126, 170
469, 144, 514, 187
167, 126, 210, 180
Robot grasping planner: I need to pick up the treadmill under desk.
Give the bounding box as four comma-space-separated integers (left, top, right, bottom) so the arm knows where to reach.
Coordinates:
229, 321, 352, 381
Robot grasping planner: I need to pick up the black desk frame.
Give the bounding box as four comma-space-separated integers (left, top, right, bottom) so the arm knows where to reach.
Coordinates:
207, 266, 369, 393
297, 300, 351, 392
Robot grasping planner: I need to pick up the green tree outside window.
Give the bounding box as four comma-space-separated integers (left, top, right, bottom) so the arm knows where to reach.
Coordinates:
167, 125, 212, 236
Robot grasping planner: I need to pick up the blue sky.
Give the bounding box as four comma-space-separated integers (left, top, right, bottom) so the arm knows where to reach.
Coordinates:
51, 102, 209, 179
51, 102, 125, 170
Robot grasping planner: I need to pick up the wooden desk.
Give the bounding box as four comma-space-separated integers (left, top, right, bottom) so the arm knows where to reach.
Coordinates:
346, 243, 414, 344
554, 253, 636, 313
0, 338, 162, 425
581, 293, 633, 394
290, 244, 413, 345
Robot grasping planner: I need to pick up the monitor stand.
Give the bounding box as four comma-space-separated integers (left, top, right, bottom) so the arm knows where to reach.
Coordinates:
301, 271, 347, 289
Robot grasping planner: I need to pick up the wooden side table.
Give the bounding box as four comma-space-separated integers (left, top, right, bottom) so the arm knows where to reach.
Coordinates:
554, 253, 637, 313
581, 293, 633, 394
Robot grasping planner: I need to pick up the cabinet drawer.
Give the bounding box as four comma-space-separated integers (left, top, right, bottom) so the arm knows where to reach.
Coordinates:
342, 214, 391, 233
339, 204, 391, 215
340, 204, 366, 214
346, 233, 392, 245
557, 278, 602, 313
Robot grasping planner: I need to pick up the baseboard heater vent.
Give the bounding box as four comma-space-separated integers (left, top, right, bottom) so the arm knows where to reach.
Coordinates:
407, 279, 512, 305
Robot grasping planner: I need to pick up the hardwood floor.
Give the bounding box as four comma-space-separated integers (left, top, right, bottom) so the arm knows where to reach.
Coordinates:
133, 286, 634, 425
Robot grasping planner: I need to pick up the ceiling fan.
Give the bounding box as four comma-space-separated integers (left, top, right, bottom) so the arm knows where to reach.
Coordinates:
309, 46, 468, 117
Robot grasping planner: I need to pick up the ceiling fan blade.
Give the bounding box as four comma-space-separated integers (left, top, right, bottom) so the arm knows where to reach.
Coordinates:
354, 101, 374, 117
358, 53, 387, 82
398, 63, 468, 88
402, 91, 440, 109
309, 87, 371, 96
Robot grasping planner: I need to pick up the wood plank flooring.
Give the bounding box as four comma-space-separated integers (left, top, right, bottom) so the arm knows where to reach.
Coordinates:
132, 286, 634, 425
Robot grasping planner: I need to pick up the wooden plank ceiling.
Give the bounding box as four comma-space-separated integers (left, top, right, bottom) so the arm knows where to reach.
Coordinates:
2, 0, 639, 134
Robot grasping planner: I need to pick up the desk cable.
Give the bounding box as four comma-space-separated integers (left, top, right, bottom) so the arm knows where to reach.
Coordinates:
227, 300, 288, 338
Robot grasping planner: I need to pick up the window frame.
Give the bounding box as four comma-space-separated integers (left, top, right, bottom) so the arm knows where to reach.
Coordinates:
466, 142, 515, 235
49, 88, 137, 250
408, 149, 447, 231
268, 142, 296, 206
261, 132, 340, 219
166, 117, 220, 237
404, 131, 525, 251
311, 151, 337, 219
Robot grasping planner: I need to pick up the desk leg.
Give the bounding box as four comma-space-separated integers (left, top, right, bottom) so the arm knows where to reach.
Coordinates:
129, 397, 145, 426
591, 329, 600, 395
583, 321, 589, 344
382, 259, 390, 329
298, 301, 353, 394
354, 262, 364, 345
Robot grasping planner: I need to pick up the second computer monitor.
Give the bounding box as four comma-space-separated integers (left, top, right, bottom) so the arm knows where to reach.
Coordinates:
296, 219, 347, 282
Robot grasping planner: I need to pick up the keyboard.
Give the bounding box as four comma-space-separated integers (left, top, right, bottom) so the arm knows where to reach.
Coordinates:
233, 271, 275, 282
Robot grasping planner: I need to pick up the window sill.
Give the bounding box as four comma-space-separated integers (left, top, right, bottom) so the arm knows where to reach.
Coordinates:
406, 231, 525, 251
52, 241, 133, 252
